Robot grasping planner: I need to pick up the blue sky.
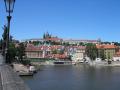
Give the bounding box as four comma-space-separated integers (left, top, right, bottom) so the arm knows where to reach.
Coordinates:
0, 0, 120, 42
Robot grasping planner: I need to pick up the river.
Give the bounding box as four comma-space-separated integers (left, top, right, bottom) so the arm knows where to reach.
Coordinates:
22, 65, 120, 90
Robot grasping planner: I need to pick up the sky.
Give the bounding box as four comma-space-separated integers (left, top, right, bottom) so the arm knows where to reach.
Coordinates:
0, 0, 120, 42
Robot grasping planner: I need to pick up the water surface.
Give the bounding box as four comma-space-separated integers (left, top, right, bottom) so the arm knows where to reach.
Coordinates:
22, 65, 120, 90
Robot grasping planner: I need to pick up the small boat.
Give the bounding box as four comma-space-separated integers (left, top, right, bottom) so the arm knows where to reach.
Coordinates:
29, 66, 37, 73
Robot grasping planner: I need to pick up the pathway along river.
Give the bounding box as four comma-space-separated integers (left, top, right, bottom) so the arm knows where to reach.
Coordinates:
22, 65, 120, 90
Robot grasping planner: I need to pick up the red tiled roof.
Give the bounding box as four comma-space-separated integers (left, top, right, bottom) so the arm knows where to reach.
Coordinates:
96, 44, 117, 49
26, 43, 86, 52
25, 44, 65, 51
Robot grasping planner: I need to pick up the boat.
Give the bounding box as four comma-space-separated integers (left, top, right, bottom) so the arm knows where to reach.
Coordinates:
29, 65, 37, 73
53, 60, 72, 65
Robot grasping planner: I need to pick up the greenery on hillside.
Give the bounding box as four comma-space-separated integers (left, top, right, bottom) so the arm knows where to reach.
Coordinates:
85, 43, 98, 60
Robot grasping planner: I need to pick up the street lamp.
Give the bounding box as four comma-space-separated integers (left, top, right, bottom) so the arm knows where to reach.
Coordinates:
4, 0, 15, 63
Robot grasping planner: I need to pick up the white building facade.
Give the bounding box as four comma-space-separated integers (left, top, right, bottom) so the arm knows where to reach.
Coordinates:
71, 47, 85, 63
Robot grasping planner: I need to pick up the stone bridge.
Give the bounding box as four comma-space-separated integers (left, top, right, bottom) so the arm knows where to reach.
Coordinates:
0, 54, 30, 90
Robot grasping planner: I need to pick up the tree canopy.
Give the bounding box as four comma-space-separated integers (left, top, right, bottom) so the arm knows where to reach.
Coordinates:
85, 43, 98, 60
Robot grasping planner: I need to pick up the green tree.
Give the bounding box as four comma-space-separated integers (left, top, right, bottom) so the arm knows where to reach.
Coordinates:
0, 39, 3, 50
7, 35, 17, 63
62, 42, 70, 46
79, 42, 85, 46
8, 43, 17, 63
2, 25, 7, 55
108, 52, 111, 60
32, 41, 40, 46
2, 25, 7, 41
9, 35, 13, 42
52, 49, 58, 54
98, 49, 105, 60
112, 42, 120, 46
58, 49, 64, 54
86, 43, 98, 60
16, 43, 25, 63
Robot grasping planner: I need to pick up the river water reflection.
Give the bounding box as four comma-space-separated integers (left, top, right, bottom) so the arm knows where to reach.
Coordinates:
22, 65, 120, 90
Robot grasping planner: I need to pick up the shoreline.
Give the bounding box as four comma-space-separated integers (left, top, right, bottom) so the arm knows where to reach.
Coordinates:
88, 61, 120, 67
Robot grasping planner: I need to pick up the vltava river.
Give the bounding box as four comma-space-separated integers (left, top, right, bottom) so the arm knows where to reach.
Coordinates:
22, 65, 120, 90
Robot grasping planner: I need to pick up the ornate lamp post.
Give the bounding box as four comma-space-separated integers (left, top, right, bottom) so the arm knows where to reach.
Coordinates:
4, 0, 15, 63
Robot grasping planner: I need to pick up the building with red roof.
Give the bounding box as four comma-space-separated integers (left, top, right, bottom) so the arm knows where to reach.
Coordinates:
25, 44, 67, 59
96, 44, 118, 60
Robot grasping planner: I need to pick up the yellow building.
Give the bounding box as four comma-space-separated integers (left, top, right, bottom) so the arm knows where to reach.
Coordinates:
96, 44, 117, 60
